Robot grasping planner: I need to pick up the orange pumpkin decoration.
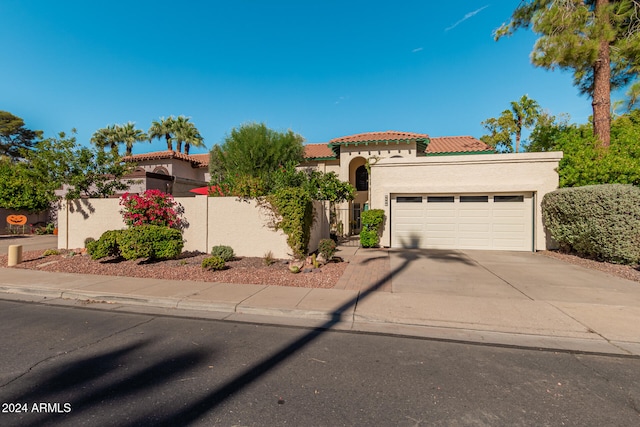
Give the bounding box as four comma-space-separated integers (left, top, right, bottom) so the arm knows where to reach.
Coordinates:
6, 215, 27, 225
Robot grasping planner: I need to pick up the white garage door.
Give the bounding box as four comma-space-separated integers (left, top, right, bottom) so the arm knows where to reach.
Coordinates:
391, 194, 534, 251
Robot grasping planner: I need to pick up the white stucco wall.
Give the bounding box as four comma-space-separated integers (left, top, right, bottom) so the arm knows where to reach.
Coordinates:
58, 196, 328, 259
206, 197, 291, 258
370, 152, 563, 250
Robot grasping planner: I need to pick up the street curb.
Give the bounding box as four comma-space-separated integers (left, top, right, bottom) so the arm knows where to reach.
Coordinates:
1, 288, 639, 357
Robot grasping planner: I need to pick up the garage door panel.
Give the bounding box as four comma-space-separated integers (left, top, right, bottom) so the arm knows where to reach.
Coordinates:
392, 193, 533, 251
458, 209, 490, 218
395, 225, 424, 234
426, 223, 456, 232
493, 210, 525, 218
426, 210, 456, 217
493, 224, 526, 232
427, 237, 457, 246
459, 223, 491, 232
395, 216, 424, 224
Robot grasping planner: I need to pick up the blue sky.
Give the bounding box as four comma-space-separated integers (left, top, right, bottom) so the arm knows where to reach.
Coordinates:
2, 1, 600, 154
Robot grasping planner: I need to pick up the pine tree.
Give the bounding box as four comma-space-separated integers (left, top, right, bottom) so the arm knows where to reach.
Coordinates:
495, 0, 640, 147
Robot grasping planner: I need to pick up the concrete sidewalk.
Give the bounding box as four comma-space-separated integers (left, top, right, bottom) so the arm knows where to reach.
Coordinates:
0, 238, 639, 356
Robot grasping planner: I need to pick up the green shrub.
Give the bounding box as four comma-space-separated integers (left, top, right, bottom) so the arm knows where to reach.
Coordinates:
267, 186, 313, 259
318, 238, 337, 260
202, 255, 226, 271
360, 209, 385, 248
43, 249, 60, 256
84, 237, 95, 248
118, 225, 183, 260
542, 184, 640, 264
211, 245, 235, 261
359, 229, 380, 248
87, 230, 124, 260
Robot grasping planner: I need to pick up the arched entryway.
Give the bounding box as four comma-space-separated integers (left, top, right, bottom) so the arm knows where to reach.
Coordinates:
348, 157, 369, 234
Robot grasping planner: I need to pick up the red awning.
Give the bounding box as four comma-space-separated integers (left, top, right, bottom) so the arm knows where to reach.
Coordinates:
189, 186, 225, 196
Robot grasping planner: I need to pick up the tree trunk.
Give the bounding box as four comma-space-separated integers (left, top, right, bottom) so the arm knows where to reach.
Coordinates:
165, 133, 172, 151
515, 116, 522, 153
176, 141, 183, 153
592, 0, 611, 148
184, 144, 190, 155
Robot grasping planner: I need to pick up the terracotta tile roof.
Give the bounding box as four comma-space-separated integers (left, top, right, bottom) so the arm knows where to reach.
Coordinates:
304, 143, 336, 159
426, 136, 493, 154
330, 130, 429, 144
123, 151, 209, 167
188, 153, 210, 166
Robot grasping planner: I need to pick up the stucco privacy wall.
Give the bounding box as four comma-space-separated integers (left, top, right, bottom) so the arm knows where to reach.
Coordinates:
370, 152, 563, 250
58, 197, 328, 259
205, 197, 291, 258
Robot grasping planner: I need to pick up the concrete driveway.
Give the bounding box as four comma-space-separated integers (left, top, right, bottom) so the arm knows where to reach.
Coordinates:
384, 248, 640, 344
389, 249, 640, 304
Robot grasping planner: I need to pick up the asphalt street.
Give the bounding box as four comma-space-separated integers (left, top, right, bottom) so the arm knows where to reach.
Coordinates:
1, 300, 639, 426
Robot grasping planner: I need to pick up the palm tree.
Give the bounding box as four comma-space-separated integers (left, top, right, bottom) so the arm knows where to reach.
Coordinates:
117, 122, 149, 156
174, 119, 205, 155
90, 125, 119, 154
510, 95, 540, 153
148, 116, 176, 151
625, 81, 640, 112
172, 116, 191, 153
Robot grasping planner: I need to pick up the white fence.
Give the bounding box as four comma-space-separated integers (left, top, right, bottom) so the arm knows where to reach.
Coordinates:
57, 196, 329, 259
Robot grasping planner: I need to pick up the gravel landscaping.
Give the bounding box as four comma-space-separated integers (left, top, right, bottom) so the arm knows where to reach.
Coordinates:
540, 250, 640, 283
2, 247, 639, 289
0, 249, 348, 289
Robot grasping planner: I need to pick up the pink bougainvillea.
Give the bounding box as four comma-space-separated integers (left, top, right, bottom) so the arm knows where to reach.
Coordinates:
119, 189, 183, 229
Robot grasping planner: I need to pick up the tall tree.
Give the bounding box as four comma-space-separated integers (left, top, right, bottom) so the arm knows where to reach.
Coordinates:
176, 122, 205, 155
211, 122, 305, 184
623, 80, 640, 111
148, 116, 176, 151
116, 122, 149, 156
172, 115, 205, 154
481, 95, 541, 153
526, 111, 572, 152
90, 125, 119, 154
0, 111, 42, 160
495, 0, 640, 147
1, 130, 135, 211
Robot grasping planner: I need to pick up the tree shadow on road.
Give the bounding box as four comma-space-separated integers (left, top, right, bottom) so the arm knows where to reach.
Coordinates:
123, 250, 425, 426
2, 339, 212, 427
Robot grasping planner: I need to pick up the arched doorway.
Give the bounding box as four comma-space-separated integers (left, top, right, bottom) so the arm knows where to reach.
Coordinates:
348, 157, 369, 234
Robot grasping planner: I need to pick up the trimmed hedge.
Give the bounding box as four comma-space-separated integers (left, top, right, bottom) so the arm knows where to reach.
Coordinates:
360, 209, 385, 248
87, 230, 124, 260
87, 226, 183, 261
542, 184, 640, 264
118, 225, 183, 260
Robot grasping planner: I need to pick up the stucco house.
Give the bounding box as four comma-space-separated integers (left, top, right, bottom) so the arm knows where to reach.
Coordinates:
300, 131, 562, 252
118, 130, 562, 253
122, 151, 210, 196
